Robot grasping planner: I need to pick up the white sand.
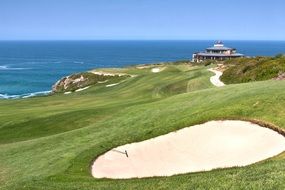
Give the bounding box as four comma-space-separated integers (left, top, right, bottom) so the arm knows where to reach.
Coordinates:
151, 68, 161, 73
75, 86, 90, 92
92, 120, 285, 179
91, 71, 126, 77
98, 80, 108, 84
208, 68, 225, 87
137, 65, 151, 69
106, 83, 119, 87
64, 91, 72, 95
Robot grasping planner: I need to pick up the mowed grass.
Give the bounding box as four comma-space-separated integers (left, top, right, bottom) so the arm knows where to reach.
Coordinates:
0, 63, 285, 189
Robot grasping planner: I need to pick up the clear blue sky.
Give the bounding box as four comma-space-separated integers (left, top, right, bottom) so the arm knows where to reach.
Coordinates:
1, 0, 285, 40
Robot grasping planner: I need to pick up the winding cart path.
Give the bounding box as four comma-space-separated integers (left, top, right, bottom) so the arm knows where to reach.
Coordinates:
208, 68, 225, 87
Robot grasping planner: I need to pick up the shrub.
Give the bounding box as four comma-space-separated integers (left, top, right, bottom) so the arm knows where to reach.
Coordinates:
221, 55, 285, 84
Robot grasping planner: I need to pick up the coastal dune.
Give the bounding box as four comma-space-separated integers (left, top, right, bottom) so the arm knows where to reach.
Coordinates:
92, 120, 285, 179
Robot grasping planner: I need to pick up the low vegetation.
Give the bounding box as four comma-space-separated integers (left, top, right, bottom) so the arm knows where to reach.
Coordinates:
221, 55, 285, 84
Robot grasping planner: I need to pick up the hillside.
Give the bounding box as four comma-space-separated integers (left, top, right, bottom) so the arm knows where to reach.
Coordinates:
221, 55, 285, 84
52, 72, 130, 93
0, 62, 285, 189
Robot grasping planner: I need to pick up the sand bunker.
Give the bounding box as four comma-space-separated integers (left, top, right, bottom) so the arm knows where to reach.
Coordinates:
91, 71, 127, 77
106, 83, 119, 87
75, 86, 90, 92
151, 68, 161, 73
64, 91, 72, 95
151, 67, 165, 73
92, 120, 285, 179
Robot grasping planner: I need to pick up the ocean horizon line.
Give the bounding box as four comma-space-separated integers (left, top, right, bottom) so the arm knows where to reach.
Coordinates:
1, 39, 285, 42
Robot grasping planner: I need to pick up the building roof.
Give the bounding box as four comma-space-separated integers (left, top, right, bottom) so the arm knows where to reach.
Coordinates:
205, 41, 235, 51
206, 46, 234, 51
195, 52, 244, 57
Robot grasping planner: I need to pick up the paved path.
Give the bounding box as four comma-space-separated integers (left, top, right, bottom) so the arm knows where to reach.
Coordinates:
208, 68, 225, 87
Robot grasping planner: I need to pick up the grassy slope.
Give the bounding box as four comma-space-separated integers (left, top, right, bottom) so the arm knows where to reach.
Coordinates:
1, 63, 285, 189
221, 55, 285, 84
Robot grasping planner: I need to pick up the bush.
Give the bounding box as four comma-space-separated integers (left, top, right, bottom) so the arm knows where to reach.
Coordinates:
221, 55, 285, 84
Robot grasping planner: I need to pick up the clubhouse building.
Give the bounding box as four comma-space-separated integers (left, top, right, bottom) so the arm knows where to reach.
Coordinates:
192, 41, 244, 62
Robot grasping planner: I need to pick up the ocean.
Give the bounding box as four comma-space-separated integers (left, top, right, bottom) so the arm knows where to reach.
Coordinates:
1, 40, 285, 99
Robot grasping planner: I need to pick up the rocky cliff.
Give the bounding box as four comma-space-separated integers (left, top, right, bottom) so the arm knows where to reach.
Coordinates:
52, 72, 129, 93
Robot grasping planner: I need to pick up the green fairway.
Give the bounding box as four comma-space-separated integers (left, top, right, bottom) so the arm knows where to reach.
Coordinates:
1, 63, 285, 190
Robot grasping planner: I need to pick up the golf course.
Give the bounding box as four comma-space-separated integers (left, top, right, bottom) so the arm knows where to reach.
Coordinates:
1, 60, 285, 190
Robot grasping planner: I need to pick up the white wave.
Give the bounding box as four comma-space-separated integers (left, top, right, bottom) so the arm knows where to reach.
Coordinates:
22, 91, 51, 98
0, 91, 51, 99
74, 61, 84, 64
0, 65, 31, 70
0, 94, 20, 99
0, 66, 8, 70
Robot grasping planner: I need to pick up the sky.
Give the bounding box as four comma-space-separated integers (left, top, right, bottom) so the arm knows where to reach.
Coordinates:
1, 0, 285, 40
